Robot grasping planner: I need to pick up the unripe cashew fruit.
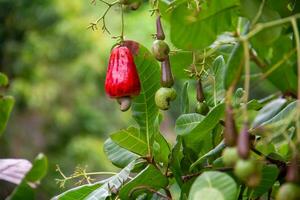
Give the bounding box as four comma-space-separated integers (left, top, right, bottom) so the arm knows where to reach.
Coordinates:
234, 159, 261, 187
222, 147, 239, 167
155, 87, 177, 110
152, 40, 170, 62
195, 102, 209, 115
276, 183, 300, 200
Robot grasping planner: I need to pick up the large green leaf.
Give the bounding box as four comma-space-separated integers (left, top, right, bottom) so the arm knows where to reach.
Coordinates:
175, 113, 205, 136
203, 55, 226, 106
119, 165, 168, 200
52, 184, 101, 200
110, 126, 148, 156
170, 0, 239, 50
241, 0, 282, 45
8, 154, 48, 200
104, 138, 138, 168
254, 35, 297, 95
169, 51, 193, 79
189, 171, 238, 200
184, 103, 225, 152
262, 101, 297, 126
125, 40, 161, 154
0, 96, 14, 136
224, 42, 244, 89
252, 98, 287, 128
250, 165, 279, 198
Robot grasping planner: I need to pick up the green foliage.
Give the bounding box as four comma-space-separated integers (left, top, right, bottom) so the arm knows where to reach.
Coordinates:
2, 0, 300, 199
170, 0, 239, 50
8, 154, 48, 200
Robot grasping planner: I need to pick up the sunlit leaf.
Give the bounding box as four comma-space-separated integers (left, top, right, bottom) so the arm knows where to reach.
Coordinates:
110, 126, 148, 156
104, 138, 138, 168
170, 0, 239, 50
119, 165, 168, 200
189, 171, 238, 200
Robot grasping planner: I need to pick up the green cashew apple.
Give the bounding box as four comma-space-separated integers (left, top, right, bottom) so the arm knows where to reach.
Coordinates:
234, 159, 261, 187
222, 147, 239, 167
152, 40, 170, 62
195, 102, 209, 115
155, 87, 177, 110
276, 183, 300, 200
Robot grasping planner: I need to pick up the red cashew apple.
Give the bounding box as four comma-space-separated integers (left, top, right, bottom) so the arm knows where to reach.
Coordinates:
105, 45, 141, 111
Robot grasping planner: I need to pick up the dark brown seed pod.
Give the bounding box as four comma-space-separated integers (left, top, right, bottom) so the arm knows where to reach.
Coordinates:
286, 153, 299, 183
161, 56, 174, 88
224, 104, 238, 147
196, 79, 205, 102
237, 123, 250, 159
156, 15, 165, 40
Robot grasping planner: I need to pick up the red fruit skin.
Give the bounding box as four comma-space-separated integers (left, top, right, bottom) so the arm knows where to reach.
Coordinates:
105, 46, 141, 98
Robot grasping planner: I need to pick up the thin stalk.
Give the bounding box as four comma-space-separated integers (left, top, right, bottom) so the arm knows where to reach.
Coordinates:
291, 18, 300, 144
242, 40, 250, 123
242, 13, 300, 41
251, 0, 265, 27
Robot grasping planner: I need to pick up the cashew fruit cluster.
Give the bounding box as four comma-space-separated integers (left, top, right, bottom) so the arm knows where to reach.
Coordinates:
152, 15, 176, 110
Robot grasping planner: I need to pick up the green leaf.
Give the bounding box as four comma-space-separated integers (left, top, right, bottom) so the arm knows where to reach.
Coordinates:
52, 183, 101, 200
175, 113, 205, 136
110, 126, 148, 156
180, 81, 190, 114
0, 72, 8, 87
169, 51, 193, 79
189, 171, 238, 200
170, 137, 184, 186
153, 132, 170, 165
8, 154, 48, 200
203, 55, 226, 106
254, 35, 297, 94
119, 165, 168, 200
125, 41, 161, 154
184, 103, 225, 152
252, 98, 287, 128
250, 165, 279, 198
0, 96, 14, 136
247, 99, 263, 111
190, 141, 225, 171
170, 0, 239, 50
224, 42, 244, 89
104, 138, 138, 168
85, 161, 135, 200
262, 101, 297, 126
241, 0, 282, 45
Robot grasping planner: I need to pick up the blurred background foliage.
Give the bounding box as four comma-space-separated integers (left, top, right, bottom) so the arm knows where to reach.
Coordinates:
0, 0, 156, 198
